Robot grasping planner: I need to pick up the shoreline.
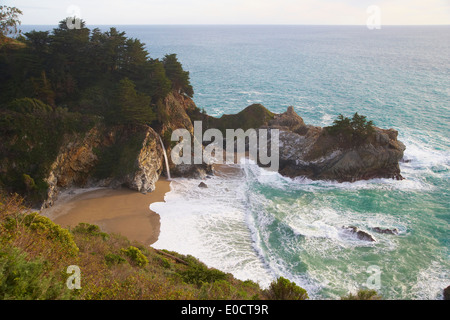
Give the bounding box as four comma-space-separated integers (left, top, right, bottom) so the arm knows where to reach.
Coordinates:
41, 179, 171, 246
40, 161, 244, 248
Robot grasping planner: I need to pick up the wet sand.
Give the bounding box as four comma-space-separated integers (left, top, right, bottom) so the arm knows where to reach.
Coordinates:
41, 180, 171, 246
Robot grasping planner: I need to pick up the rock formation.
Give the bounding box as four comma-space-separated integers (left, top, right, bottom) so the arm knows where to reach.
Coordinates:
160, 92, 212, 179
271, 107, 405, 182
201, 104, 405, 182
40, 92, 211, 209
267, 106, 306, 134
3, 90, 406, 209
444, 285, 450, 300
41, 125, 165, 209
125, 127, 165, 193
372, 227, 399, 235
342, 226, 377, 242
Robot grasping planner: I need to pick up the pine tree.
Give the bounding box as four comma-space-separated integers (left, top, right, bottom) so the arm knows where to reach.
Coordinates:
113, 78, 156, 125
163, 54, 194, 97
326, 113, 375, 143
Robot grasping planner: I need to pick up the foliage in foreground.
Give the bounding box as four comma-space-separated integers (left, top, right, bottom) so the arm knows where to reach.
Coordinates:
0, 5, 22, 41
340, 289, 382, 300
0, 193, 311, 300
263, 276, 309, 300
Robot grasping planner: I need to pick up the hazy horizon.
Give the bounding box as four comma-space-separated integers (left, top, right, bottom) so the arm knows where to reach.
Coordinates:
4, 0, 449, 26
19, 24, 450, 26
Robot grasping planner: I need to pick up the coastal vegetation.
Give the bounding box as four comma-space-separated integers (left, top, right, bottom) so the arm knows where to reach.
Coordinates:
0, 5, 22, 45
340, 289, 382, 300
325, 112, 376, 144
0, 192, 312, 300
0, 15, 198, 205
264, 277, 309, 300
0, 7, 405, 301
191, 103, 276, 134
1, 192, 389, 300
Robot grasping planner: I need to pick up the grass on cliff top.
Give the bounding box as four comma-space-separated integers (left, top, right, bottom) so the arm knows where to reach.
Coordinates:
193, 104, 275, 134
0, 36, 26, 50
0, 193, 312, 300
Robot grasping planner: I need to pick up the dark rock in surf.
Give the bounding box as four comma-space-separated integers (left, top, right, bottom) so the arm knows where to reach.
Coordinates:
372, 227, 399, 235
343, 226, 376, 242
443, 286, 450, 300
198, 182, 208, 188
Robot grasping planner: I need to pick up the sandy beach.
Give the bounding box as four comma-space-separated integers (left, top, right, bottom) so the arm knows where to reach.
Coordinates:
41, 179, 171, 246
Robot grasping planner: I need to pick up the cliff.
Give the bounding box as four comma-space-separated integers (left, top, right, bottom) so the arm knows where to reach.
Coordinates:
41, 91, 209, 208
41, 124, 165, 209
160, 92, 212, 179
1, 91, 405, 208
0, 91, 210, 208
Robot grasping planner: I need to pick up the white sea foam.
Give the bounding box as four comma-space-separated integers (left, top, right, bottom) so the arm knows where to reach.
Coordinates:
401, 138, 450, 172
247, 159, 432, 192
151, 173, 274, 288
320, 113, 334, 126
410, 260, 450, 300
150, 136, 447, 299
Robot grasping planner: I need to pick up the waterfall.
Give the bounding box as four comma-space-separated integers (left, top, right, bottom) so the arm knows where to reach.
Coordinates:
158, 135, 171, 180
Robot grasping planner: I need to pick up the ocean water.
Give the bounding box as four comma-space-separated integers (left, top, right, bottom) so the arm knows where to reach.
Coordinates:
23, 25, 450, 299
143, 26, 450, 300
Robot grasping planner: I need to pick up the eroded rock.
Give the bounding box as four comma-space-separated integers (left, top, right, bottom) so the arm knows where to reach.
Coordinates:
372, 227, 399, 235
343, 226, 376, 242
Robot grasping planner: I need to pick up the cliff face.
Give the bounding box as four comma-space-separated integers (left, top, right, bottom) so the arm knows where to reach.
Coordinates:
41, 124, 165, 209
41, 91, 210, 208
160, 92, 197, 135
129, 128, 165, 192
42, 126, 103, 208
3, 90, 405, 208
160, 92, 212, 179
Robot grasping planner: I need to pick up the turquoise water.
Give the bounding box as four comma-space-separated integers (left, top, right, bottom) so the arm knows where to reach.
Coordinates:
131, 25, 450, 300
23, 25, 450, 299
144, 26, 449, 300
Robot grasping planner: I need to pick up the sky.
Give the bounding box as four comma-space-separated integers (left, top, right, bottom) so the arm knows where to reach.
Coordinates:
3, 0, 450, 25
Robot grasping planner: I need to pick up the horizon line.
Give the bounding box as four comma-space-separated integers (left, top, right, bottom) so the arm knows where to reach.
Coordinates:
21, 23, 450, 27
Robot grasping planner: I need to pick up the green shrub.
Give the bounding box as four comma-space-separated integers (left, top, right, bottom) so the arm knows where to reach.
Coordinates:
121, 246, 148, 268
22, 174, 36, 191
0, 248, 71, 300
104, 253, 127, 267
23, 212, 79, 256
199, 279, 236, 300
325, 113, 375, 143
72, 223, 109, 240
264, 277, 309, 300
341, 289, 382, 300
179, 264, 228, 286
154, 255, 171, 269
6, 98, 52, 113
